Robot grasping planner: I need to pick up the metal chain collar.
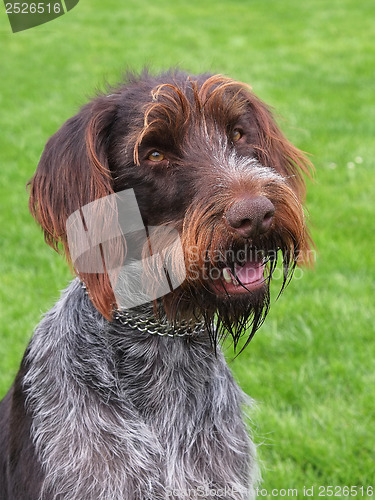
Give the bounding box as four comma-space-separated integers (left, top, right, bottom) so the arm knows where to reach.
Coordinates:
114, 310, 206, 338
81, 282, 206, 338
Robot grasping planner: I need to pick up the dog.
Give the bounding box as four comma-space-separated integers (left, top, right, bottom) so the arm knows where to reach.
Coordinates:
0, 70, 312, 499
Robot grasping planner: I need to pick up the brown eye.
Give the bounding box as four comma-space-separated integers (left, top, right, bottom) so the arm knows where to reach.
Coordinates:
148, 151, 165, 162
231, 129, 242, 143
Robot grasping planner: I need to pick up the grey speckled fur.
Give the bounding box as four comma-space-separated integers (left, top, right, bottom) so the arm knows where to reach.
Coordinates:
23, 279, 259, 500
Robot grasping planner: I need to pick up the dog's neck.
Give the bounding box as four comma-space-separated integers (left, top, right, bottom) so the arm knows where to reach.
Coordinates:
81, 280, 206, 338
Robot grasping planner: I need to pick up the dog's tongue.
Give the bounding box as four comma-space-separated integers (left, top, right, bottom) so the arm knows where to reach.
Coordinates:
235, 260, 264, 284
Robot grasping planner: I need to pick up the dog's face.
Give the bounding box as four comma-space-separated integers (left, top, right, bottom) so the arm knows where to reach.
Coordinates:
29, 71, 313, 347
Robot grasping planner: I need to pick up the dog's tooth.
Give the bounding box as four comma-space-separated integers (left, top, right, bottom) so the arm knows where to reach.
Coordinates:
223, 268, 232, 284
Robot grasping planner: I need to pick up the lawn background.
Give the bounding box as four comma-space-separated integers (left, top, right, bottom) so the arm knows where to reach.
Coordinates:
1, 0, 374, 496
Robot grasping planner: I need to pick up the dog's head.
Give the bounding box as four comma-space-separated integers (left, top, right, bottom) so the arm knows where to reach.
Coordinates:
29, 71, 313, 347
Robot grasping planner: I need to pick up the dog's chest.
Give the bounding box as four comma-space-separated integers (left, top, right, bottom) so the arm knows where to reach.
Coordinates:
23, 283, 255, 499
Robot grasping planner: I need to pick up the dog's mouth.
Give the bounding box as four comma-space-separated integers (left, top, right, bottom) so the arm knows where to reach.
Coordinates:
221, 260, 265, 291
209, 248, 268, 296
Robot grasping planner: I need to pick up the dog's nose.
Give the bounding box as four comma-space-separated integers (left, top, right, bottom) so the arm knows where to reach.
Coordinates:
225, 196, 275, 239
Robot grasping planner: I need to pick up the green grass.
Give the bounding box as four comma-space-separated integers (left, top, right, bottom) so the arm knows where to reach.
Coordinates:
1, 0, 374, 495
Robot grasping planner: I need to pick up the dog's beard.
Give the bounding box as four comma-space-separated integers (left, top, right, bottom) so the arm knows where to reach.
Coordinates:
162, 241, 298, 353
200, 282, 270, 352
161, 275, 269, 353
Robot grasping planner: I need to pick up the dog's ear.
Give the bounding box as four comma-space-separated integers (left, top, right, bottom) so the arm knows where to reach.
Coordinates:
29, 96, 119, 318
